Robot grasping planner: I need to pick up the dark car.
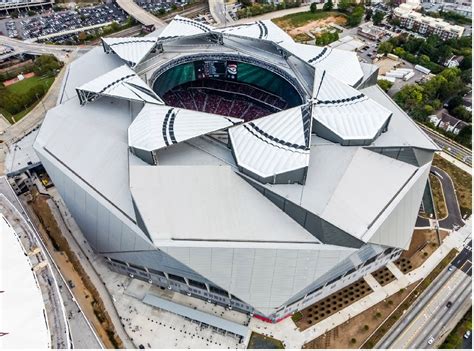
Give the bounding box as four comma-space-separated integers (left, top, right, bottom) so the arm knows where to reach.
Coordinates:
446, 301, 453, 308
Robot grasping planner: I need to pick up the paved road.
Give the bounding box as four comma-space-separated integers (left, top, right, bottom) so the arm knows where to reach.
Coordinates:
377, 240, 472, 349
209, 0, 232, 26
0, 194, 70, 349
0, 36, 87, 60
431, 166, 465, 230
419, 124, 472, 167
116, 0, 166, 28
0, 177, 103, 349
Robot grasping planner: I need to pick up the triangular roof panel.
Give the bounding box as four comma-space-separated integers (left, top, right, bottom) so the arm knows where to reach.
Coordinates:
229, 105, 311, 181
215, 20, 293, 44
128, 104, 241, 152
280, 42, 364, 87
159, 15, 214, 40
102, 37, 159, 68
312, 69, 392, 144
76, 65, 163, 105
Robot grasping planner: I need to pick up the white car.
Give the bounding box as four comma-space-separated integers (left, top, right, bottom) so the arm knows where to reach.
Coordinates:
427, 336, 435, 345
464, 330, 471, 339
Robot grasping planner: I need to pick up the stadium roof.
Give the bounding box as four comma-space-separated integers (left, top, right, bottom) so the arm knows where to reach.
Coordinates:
34, 16, 440, 316
102, 37, 159, 68
130, 164, 319, 243
76, 65, 163, 105
129, 104, 242, 153
158, 15, 213, 39
37, 15, 438, 252
312, 69, 392, 143
0, 214, 50, 348
280, 42, 364, 86
215, 20, 294, 44
229, 105, 311, 180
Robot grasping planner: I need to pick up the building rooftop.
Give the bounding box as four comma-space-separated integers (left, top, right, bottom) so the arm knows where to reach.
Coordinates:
0, 214, 50, 348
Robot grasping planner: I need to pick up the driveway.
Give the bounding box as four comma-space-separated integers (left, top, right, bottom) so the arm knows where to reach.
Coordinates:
431, 166, 464, 230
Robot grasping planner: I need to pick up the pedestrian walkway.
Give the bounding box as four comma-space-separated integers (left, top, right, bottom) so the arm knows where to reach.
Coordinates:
247, 219, 472, 348
364, 274, 382, 291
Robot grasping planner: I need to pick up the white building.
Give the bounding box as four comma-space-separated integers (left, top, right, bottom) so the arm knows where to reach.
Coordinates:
34, 16, 439, 323
394, 4, 465, 39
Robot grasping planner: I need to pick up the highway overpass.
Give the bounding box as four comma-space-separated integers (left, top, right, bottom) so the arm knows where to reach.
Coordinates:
116, 0, 166, 29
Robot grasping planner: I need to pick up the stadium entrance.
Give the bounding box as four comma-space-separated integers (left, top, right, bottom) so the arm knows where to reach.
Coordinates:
153, 60, 302, 121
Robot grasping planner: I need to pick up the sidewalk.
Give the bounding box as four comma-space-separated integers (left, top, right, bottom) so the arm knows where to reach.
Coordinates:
248, 219, 472, 348
438, 151, 472, 175
46, 189, 135, 348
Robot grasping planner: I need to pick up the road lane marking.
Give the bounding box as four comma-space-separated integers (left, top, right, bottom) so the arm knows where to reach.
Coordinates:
392, 271, 465, 348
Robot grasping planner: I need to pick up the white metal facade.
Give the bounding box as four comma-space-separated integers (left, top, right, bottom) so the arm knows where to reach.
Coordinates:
34, 16, 439, 321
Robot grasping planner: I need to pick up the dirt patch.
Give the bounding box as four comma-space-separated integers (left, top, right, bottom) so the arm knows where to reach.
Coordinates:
432, 154, 472, 218
395, 229, 449, 273
3, 72, 35, 86
429, 174, 448, 219
27, 190, 122, 349
292, 32, 313, 43
375, 57, 401, 75
288, 16, 346, 37
294, 279, 373, 332
304, 282, 419, 349
371, 267, 396, 287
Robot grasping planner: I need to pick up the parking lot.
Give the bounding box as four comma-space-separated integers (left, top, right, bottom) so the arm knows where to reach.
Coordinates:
136, 0, 185, 16
0, 4, 127, 43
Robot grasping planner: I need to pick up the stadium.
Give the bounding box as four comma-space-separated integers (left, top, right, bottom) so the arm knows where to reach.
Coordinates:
34, 16, 439, 322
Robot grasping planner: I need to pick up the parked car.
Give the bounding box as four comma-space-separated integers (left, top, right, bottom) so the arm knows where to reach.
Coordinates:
463, 330, 471, 339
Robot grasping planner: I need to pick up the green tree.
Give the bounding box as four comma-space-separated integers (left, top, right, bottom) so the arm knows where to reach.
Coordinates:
419, 54, 431, 66
372, 11, 384, 26
310, 2, 318, 13
347, 5, 364, 27
451, 106, 472, 122
378, 79, 393, 92
460, 69, 471, 84
323, 0, 333, 11
459, 54, 472, 70
447, 96, 464, 111
365, 8, 373, 21
455, 125, 472, 147
338, 0, 351, 12
33, 55, 62, 77
378, 41, 393, 54
316, 31, 339, 46
393, 47, 406, 57
394, 84, 424, 112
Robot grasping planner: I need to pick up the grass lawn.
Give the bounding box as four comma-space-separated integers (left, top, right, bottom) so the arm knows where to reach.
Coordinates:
0, 76, 54, 124
6, 76, 54, 95
272, 11, 345, 29
248, 332, 285, 349
429, 174, 448, 219
432, 154, 472, 218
